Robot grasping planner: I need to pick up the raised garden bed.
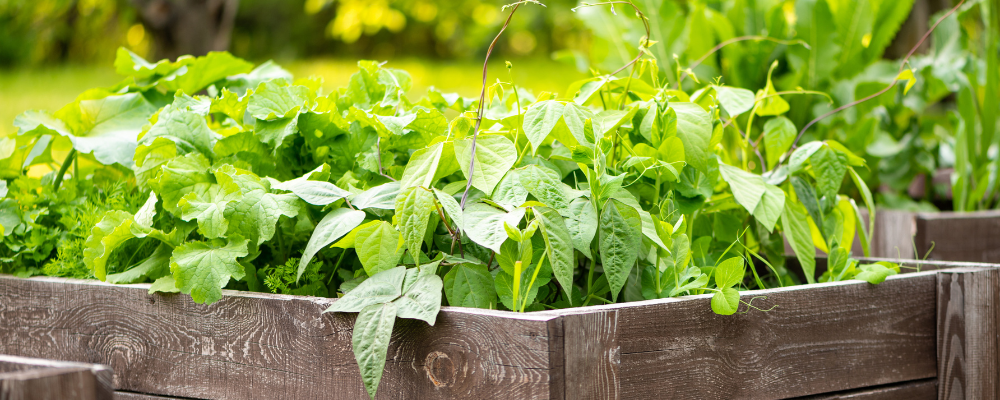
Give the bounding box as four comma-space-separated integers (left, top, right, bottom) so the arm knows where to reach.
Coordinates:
857, 209, 1000, 263
2, 258, 997, 399
0, 355, 113, 400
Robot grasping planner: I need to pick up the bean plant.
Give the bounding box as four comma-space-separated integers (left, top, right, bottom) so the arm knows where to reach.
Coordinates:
0, 2, 919, 398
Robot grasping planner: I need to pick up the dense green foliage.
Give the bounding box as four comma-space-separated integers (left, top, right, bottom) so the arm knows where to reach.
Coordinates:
11, 0, 1000, 397
0, 40, 904, 395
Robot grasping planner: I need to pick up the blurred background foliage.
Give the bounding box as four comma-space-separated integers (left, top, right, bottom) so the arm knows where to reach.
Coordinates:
1, 0, 993, 210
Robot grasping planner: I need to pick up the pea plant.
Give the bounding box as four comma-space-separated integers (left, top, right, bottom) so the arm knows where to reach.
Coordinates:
0, 3, 917, 398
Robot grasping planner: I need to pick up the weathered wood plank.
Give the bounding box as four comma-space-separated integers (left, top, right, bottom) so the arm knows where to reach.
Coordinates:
0, 276, 558, 400
114, 391, 189, 399
917, 210, 1000, 263
937, 267, 1000, 399
539, 272, 940, 399
794, 378, 937, 399
1, 367, 113, 400
870, 210, 916, 260
0, 355, 114, 400
561, 310, 619, 399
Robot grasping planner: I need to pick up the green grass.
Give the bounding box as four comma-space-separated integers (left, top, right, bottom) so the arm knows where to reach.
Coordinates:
0, 57, 585, 136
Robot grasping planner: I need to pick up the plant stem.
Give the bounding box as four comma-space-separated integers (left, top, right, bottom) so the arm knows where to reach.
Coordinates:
52, 149, 76, 192
520, 248, 547, 312
460, 1, 542, 209
512, 260, 522, 311
327, 249, 348, 286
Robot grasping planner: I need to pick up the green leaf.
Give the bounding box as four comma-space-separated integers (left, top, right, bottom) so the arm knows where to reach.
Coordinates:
810, 145, 848, 201
564, 198, 597, 259
599, 198, 642, 300
714, 257, 745, 289
714, 86, 755, 117
638, 209, 668, 251
273, 166, 351, 206
788, 0, 840, 87
394, 187, 436, 261
83, 211, 138, 281
791, 176, 824, 231
148, 275, 181, 294
0, 199, 18, 237
855, 262, 899, 284
523, 100, 564, 153
865, 0, 916, 62
247, 81, 311, 120
173, 91, 211, 115
325, 266, 406, 313
161, 51, 254, 95
106, 243, 173, 284
114, 47, 185, 79
444, 263, 497, 308
453, 135, 517, 195
393, 271, 442, 325
763, 117, 795, 169
222, 169, 300, 245
849, 167, 875, 257
351, 183, 400, 210
375, 114, 417, 136
535, 206, 576, 304
178, 177, 243, 239
711, 287, 740, 315
409, 107, 449, 140
356, 221, 405, 276
433, 188, 463, 233
24, 93, 157, 166
592, 109, 635, 139
752, 184, 785, 232
400, 141, 456, 190
139, 106, 218, 159
254, 116, 298, 152
225, 60, 293, 95
351, 302, 397, 400
463, 203, 526, 253
492, 170, 528, 209
300, 208, 366, 279
149, 153, 212, 214
134, 137, 178, 188
170, 237, 250, 304
718, 164, 766, 214
561, 102, 596, 147
782, 201, 816, 284
670, 103, 712, 174
755, 62, 790, 116
789, 142, 823, 173
520, 164, 574, 209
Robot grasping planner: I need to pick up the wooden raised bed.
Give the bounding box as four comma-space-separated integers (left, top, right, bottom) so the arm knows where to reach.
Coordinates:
861, 209, 1000, 263
1, 259, 998, 399
0, 355, 113, 400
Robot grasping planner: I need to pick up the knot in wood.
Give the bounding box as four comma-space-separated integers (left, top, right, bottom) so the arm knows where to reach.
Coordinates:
424, 351, 455, 388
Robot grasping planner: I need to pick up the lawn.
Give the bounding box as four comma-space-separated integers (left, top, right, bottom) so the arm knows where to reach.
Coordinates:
0, 57, 584, 137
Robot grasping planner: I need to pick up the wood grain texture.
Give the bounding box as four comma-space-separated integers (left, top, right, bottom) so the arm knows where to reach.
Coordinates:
537, 272, 941, 399
916, 210, 1000, 263
794, 378, 937, 399
0, 355, 114, 400
869, 209, 916, 260
114, 392, 188, 399
1, 367, 113, 400
561, 310, 619, 399
0, 276, 559, 400
936, 267, 1000, 399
